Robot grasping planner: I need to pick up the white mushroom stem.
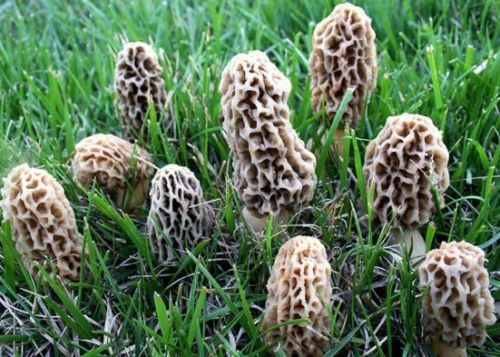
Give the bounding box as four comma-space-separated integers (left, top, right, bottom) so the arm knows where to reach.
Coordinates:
431, 339, 466, 357
334, 128, 346, 155
242, 208, 289, 233
392, 229, 426, 264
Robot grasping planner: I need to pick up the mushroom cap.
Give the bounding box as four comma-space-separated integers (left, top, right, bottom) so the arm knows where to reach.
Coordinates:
1, 164, 82, 280
220, 50, 317, 219
72, 133, 153, 210
419, 241, 496, 348
147, 164, 214, 262
363, 113, 449, 228
263, 236, 332, 356
114, 42, 168, 140
309, 2, 377, 128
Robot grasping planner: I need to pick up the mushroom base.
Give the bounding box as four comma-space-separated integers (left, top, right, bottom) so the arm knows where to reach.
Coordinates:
334, 128, 347, 155
242, 208, 290, 233
305, 128, 347, 156
431, 339, 467, 357
391, 229, 426, 265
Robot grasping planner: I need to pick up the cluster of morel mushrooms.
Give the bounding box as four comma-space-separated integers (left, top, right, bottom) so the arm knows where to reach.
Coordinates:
0, 3, 496, 357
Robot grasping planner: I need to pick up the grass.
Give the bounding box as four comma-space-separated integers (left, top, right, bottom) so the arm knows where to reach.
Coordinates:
0, 0, 498, 355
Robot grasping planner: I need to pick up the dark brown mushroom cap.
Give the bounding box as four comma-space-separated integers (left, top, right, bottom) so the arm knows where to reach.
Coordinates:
147, 164, 214, 262
114, 42, 168, 140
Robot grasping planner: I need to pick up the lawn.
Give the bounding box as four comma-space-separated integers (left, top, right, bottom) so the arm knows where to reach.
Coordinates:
0, 0, 498, 356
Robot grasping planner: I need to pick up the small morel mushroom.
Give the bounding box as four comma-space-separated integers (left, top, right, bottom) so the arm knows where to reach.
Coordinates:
147, 164, 214, 262
263, 236, 332, 356
72, 134, 153, 210
419, 241, 496, 356
363, 114, 449, 261
115, 42, 168, 141
1, 164, 82, 280
219, 50, 317, 232
309, 3, 377, 152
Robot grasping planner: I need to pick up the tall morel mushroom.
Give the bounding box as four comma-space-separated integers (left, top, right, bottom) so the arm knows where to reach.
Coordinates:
115, 42, 168, 141
220, 50, 317, 232
363, 114, 449, 260
263, 236, 332, 356
72, 134, 153, 210
419, 241, 496, 356
1, 164, 82, 280
309, 3, 377, 151
147, 164, 214, 262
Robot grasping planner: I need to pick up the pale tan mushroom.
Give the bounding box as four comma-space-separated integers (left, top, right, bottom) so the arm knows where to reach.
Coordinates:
262, 236, 332, 356
309, 3, 377, 152
1, 164, 82, 280
219, 50, 317, 232
363, 114, 449, 261
114, 42, 168, 141
72, 134, 154, 210
419, 241, 496, 356
147, 164, 214, 262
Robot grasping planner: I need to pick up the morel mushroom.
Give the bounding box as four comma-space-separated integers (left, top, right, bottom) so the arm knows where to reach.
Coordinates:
309, 3, 377, 152
1, 164, 82, 280
72, 134, 153, 210
419, 241, 496, 356
147, 164, 214, 262
363, 114, 449, 261
263, 236, 332, 356
220, 50, 317, 232
115, 41, 168, 141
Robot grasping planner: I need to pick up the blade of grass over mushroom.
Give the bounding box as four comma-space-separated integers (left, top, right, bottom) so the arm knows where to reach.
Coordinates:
339, 129, 352, 189
316, 87, 354, 180
352, 131, 368, 213
425, 223, 436, 252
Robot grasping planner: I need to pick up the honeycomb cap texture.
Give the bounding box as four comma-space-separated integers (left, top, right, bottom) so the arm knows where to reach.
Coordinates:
1, 164, 82, 280
72, 134, 153, 210
115, 42, 168, 140
220, 50, 317, 219
147, 164, 214, 262
309, 3, 377, 128
363, 114, 449, 228
419, 241, 496, 348
263, 236, 332, 356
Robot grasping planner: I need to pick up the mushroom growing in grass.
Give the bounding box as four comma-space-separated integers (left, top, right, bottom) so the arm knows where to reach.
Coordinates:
419, 241, 496, 356
72, 134, 154, 210
1, 164, 83, 280
147, 164, 214, 263
219, 50, 317, 233
262, 236, 332, 356
115, 42, 168, 141
363, 114, 449, 261
309, 3, 377, 153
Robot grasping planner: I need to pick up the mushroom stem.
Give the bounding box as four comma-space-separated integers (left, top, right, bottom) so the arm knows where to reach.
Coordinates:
334, 128, 346, 155
431, 339, 467, 357
392, 228, 426, 264
242, 208, 289, 233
